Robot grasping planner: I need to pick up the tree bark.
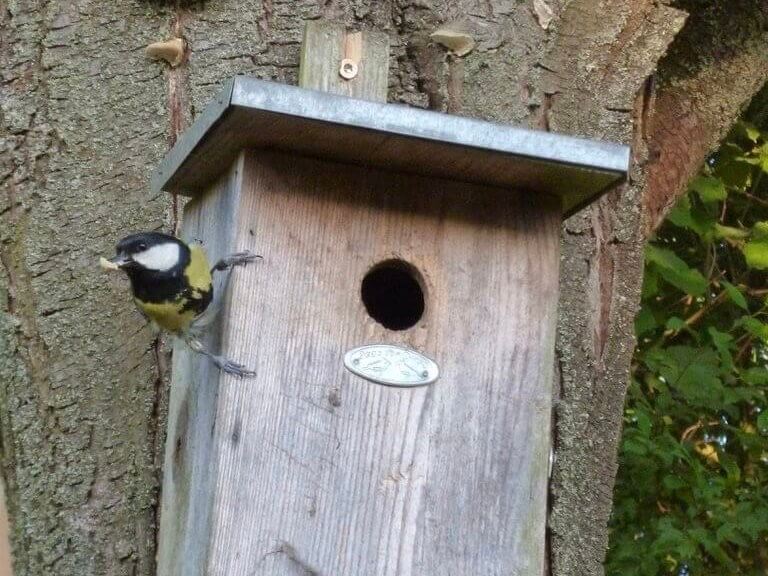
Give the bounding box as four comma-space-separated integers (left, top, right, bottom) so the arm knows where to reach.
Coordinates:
1, 0, 173, 574
1, 0, 766, 575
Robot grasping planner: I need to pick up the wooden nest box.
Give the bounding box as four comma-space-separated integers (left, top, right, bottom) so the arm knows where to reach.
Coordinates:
151, 22, 629, 576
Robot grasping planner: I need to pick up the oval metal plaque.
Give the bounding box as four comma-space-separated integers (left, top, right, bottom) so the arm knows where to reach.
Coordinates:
343, 344, 439, 388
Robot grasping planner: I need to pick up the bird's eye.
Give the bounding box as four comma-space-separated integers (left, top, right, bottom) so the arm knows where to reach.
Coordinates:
137, 243, 147, 251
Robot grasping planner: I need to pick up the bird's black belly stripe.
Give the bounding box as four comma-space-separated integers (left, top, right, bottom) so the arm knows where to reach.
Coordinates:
128, 268, 189, 303
180, 287, 213, 315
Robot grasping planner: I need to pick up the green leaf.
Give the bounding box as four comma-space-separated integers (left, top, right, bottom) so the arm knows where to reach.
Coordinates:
636, 411, 652, 435
645, 346, 724, 408
717, 523, 749, 548
742, 367, 768, 386
742, 122, 762, 142
742, 240, 768, 269
714, 224, 749, 240
645, 244, 708, 296
622, 435, 650, 456
708, 327, 734, 371
720, 280, 748, 311
716, 143, 754, 189
662, 474, 686, 491
668, 195, 715, 237
665, 316, 686, 332
689, 528, 737, 569
757, 143, 768, 174
740, 317, 768, 342
654, 519, 686, 549
690, 176, 727, 203
735, 503, 768, 540
719, 454, 741, 485
667, 195, 693, 226
742, 222, 768, 269
635, 307, 657, 336
641, 268, 659, 299
757, 411, 768, 433
751, 221, 768, 240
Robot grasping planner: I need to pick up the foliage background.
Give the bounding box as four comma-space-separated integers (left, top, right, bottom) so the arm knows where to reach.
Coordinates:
606, 118, 768, 575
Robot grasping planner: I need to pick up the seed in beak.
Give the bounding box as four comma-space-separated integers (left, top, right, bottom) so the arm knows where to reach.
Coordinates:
99, 257, 121, 271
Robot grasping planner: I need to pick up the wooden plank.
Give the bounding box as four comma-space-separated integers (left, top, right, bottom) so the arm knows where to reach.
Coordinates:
199, 151, 561, 574
299, 21, 389, 101
156, 155, 245, 576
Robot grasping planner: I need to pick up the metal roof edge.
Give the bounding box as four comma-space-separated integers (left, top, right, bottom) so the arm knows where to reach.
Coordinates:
150, 76, 631, 201
150, 77, 236, 194
228, 76, 631, 175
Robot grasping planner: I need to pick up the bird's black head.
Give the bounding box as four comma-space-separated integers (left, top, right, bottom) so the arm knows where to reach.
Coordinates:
106, 232, 189, 275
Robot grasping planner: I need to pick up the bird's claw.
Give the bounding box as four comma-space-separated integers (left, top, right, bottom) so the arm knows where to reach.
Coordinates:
216, 358, 257, 378
213, 250, 262, 272
184, 337, 256, 378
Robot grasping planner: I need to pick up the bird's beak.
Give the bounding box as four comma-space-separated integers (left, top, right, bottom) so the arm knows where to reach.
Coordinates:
99, 254, 131, 271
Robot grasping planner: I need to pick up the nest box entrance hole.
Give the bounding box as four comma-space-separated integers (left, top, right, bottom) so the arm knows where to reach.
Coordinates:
361, 259, 425, 331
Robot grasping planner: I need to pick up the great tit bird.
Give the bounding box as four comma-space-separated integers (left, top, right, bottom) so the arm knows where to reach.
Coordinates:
101, 231, 259, 377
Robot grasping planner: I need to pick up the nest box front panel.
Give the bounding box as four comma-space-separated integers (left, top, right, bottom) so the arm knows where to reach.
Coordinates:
157, 160, 248, 576
189, 150, 560, 575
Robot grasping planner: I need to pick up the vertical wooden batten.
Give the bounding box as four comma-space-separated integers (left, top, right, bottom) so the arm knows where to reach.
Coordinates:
153, 21, 630, 576
299, 21, 390, 101
156, 155, 247, 576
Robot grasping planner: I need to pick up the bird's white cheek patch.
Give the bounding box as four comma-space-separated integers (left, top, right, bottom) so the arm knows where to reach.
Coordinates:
133, 243, 181, 271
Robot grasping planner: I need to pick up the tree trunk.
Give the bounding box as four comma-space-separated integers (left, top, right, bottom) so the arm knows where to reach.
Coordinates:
1, 1, 766, 575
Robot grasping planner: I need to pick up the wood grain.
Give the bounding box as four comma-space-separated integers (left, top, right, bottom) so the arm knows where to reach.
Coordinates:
157, 155, 246, 576
177, 150, 562, 575
299, 21, 390, 102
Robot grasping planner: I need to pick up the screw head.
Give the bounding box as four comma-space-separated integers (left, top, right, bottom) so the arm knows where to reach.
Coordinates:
339, 58, 359, 80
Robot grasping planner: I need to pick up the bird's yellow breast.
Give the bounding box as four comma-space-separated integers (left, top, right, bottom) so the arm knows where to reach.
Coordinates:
186, 244, 212, 296
135, 298, 197, 333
